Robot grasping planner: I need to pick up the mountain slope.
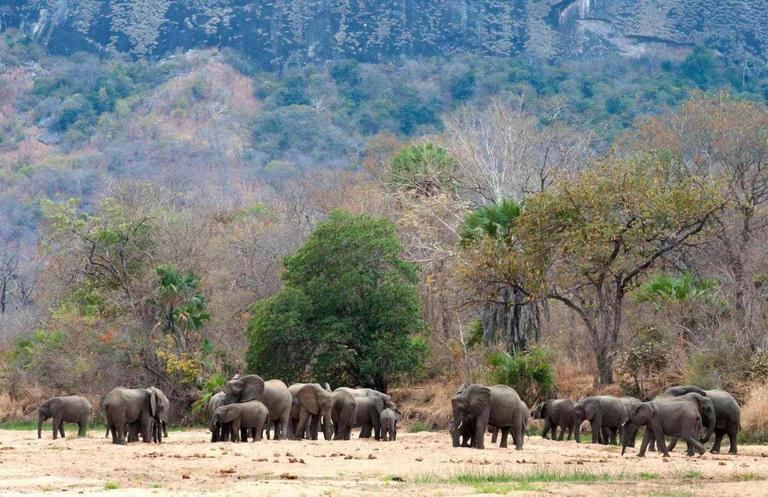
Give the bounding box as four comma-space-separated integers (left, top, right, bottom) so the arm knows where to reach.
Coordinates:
2, 1, 766, 66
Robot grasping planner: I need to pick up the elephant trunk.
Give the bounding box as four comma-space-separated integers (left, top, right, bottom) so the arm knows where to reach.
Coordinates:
450, 421, 460, 448
37, 413, 44, 439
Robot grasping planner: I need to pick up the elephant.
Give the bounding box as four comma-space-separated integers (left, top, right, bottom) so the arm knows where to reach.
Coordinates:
211, 401, 269, 443
647, 393, 716, 453
37, 396, 91, 439
531, 399, 575, 441
151, 388, 170, 443
331, 390, 357, 440
103, 387, 167, 444
621, 398, 706, 457
354, 395, 393, 440
450, 384, 528, 450
665, 385, 741, 454
334, 387, 396, 438
261, 379, 292, 441
222, 374, 265, 405
289, 383, 334, 440
573, 396, 628, 445
380, 408, 400, 441
208, 392, 229, 442
450, 418, 477, 447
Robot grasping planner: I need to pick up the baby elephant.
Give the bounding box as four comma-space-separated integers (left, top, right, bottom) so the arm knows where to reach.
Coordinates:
380, 408, 400, 441
211, 401, 269, 443
37, 395, 92, 439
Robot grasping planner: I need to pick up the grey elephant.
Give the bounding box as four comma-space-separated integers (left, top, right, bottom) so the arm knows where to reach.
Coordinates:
37, 396, 92, 439
451, 384, 528, 450
211, 401, 269, 443
621, 397, 706, 457
380, 408, 400, 441
208, 392, 229, 442
353, 395, 394, 440
261, 379, 292, 440
335, 387, 395, 438
289, 383, 334, 440
103, 387, 167, 444
222, 374, 265, 405
647, 392, 715, 453
331, 390, 357, 440
531, 399, 575, 441
151, 388, 170, 443
573, 396, 628, 445
665, 385, 741, 454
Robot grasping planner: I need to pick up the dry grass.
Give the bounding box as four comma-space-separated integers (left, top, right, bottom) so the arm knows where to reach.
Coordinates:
741, 383, 768, 443
390, 379, 457, 429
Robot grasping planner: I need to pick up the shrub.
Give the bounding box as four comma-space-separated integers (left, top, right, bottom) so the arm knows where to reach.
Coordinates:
487, 346, 555, 404
741, 383, 768, 444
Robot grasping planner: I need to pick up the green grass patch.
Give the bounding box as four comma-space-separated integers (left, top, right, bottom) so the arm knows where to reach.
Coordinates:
648, 492, 695, 497
734, 472, 764, 481
407, 421, 432, 433
681, 470, 703, 480
738, 430, 768, 445
638, 472, 660, 480
475, 481, 536, 493
450, 469, 616, 485
104, 482, 119, 490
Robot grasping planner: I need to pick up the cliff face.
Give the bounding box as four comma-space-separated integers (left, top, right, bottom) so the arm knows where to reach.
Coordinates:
1, 1, 765, 65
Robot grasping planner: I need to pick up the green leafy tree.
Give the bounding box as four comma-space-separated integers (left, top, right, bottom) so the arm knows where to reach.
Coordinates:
153, 264, 211, 350
246, 210, 427, 392
388, 142, 458, 196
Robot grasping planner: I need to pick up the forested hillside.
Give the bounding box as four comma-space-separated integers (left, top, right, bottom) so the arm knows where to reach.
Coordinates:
1, 1, 768, 440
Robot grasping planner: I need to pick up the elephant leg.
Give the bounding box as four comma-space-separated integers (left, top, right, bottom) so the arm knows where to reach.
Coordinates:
491, 426, 498, 444
711, 430, 724, 453
295, 409, 311, 440
728, 427, 738, 454
541, 420, 550, 440
474, 417, 488, 450
59, 420, 66, 439
590, 417, 602, 444
231, 421, 241, 443
682, 434, 706, 456
638, 429, 652, 457
650, 420, 669, 457
309, 415, 320, 440
499, 427, 509, 448
393, 426, 397, 441
557, 425, 566, 441
610, 427, 618, 445
78, 420, 87, 437
52, 415, 63, 439
373, 419, 381, 441
667, 437, 678, 452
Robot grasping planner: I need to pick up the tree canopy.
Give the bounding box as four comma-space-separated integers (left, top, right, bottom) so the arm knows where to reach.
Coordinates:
245, 210, 427, 391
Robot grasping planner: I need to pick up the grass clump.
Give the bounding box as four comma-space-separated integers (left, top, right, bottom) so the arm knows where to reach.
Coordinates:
681, 470, 703, 480
451, 469, 615, 485
104, 482, 119, 490
638, 472, 660, 480
408, 421, 432, 433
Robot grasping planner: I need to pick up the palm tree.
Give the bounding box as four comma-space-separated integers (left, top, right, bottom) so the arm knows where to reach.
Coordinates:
461, 199, 539, 353
155, 264, 211, 350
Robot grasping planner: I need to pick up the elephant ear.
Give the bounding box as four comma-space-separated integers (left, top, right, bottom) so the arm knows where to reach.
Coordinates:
465, 385, 491, 414
298, 385, 321, 415
237, 375, 265, 402
147, 387, 158, 417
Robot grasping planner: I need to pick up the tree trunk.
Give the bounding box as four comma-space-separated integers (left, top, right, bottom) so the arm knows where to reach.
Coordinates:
482, 287, 540, 353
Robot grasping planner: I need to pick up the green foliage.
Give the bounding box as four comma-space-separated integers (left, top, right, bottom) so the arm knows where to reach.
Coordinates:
460, 199, 524, 246
191, 372, 227, 416
487, 346, 555, 403
408, 420, 433, 433
388, 142, 458, 195
616, 326, 671, 398
634, 272, 718, 309
154, 264, 210, 335
246, 210, 427, 390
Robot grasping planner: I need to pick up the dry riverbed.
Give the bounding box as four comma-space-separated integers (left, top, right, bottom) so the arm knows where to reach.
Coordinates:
1, 429, 768, 496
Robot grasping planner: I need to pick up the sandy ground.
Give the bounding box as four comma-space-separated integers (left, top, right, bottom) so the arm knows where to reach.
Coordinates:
2, 429, 768, 496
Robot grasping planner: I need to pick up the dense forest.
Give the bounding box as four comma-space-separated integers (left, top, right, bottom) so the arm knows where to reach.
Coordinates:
1, 0, 768, 442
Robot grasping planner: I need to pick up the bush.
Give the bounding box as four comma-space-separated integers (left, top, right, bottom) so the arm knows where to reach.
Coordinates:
740, 383, 768, 444
487, 346, 555, 404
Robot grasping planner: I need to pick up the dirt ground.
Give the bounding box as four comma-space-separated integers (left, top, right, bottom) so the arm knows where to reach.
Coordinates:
2, 429, 768, 497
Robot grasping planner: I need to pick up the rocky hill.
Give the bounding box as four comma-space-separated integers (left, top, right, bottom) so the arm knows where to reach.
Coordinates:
1, 1, 766, 66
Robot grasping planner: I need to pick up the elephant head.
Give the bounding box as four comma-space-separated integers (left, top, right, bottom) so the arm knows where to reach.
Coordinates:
223, 374, 265, 405
450, 384, 490, 448
147, 387, 169, 440
37, 399, 54, 439
621, 402, 654, 455
211, 404, 240, 428
530, 401, 547, 420
297, 383, 334, 440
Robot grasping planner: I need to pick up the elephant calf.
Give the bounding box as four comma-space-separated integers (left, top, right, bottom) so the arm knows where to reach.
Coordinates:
211, 401, 269, 443
380, 408, 400, 441
37, 396, 92, 440
531, 399, 575, 441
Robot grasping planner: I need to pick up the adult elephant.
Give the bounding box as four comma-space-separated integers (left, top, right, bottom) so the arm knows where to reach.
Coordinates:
621, 398, 706, 457
647, 392, 715, 453
573, 396, 628, 445
152, 388, 170, 443
37, 396, 92, 440
354, 395, 391, 440
103, 387, 167, 444
331, 390, 357, 440
222, 375, 265, 405
261, 379, 292, 440
531, 399, 575, 441
290, 383, 334, 440
450, 384, 528, 450
665, 386, 741, 454
335, 387, 395, 438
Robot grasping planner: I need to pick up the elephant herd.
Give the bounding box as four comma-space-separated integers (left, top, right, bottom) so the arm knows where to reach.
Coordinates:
451, 383, 741, 457
207, 376, 401, 443
32, 377, 741, 459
